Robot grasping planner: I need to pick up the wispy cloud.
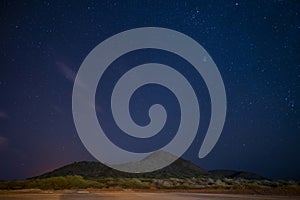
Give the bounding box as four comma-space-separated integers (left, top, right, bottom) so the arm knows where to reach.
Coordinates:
0, 136, 8, 144
0, 111, 9, 120
0, 135, 8, 151
56, 61, 76, 83
51, 105, 64, 115
56, 61, 102, 114
56, 61, 87, 89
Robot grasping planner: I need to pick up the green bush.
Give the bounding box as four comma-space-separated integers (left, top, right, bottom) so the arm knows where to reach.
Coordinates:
0, 176, 93, 190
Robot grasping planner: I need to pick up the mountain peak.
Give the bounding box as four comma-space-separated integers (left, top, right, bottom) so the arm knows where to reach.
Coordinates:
111, 150, 179, 173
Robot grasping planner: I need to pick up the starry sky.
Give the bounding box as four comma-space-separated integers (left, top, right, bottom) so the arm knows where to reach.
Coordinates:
0, 0, 299, 180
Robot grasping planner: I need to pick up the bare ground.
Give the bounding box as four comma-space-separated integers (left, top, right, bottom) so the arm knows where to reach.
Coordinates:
0, 190, 299, 200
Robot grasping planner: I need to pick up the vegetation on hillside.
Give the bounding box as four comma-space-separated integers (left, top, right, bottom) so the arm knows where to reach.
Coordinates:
0, 175, 299, 195
35, 159, 208, 179
1, 158, 299, 195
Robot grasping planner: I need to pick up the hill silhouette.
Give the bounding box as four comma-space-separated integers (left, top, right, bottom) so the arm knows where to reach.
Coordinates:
36, 157, 208, 179
1, 153, 297, 193
209, 169, 266, 180
35, 151, 265, 180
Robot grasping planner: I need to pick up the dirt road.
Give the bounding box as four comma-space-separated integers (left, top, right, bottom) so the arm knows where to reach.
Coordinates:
0, 191, 299, 200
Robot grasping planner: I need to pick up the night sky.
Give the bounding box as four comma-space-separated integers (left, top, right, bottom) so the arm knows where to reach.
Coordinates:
0, 0, 299, 180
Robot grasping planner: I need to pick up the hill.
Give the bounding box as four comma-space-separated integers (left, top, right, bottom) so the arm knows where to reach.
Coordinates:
209, 169, 266, 180
2, 152, 298, 193
35, 156, 208, 179
35, 151, 265, 180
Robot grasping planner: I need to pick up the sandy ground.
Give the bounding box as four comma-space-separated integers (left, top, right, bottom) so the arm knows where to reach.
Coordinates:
0, 191, 299, 200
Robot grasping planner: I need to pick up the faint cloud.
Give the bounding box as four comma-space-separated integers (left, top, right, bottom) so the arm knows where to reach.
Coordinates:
52, 105, 64, 115
0, 111, 9, 120
57, 62, 100, 114
57, 61, 86, 89
57, 61, 76, 82
0, 135, 8, 151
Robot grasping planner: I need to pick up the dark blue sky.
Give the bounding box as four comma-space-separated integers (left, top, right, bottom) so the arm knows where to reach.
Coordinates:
0, 0, 299, 180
